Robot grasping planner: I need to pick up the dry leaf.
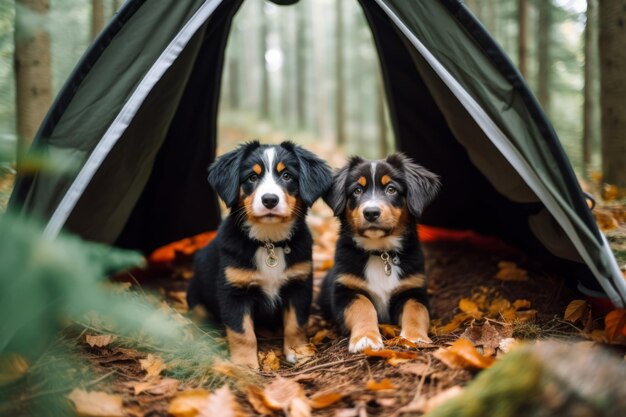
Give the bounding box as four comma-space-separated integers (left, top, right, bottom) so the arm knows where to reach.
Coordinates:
67, 389, 124, 417
605, 308, 626, 343
0, 353, 29, 386
459, 298, 482, 319
399, 362, 433, 377
261, 377, 304, 410
168, 390, 210, 417
288, 396, 311, 417
363, 347, 419, 365
85, 334, 117, 348
310, 392, 344, 409
401, 386, 464, 414
564, 300, 589, 323
246, 386, 273, 415
460, 322, 507, 356
383, 336, 435, 350
495, 261, 528, 282
199, 386, 247, 417
259, 350, 280, 372
132, 378, 179, 396
434, 339, 495, 370
366, 378, 396, 391
379, 324, 400, 338
434, 313, 472, 335
140, 354, 166, 377
311, 329, 334, 345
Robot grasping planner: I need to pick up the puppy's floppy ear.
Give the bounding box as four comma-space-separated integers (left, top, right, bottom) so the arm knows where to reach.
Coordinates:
324, 156, 363, 216
387, 153, 440, 217
283, 141, 333, 207
208, 141, 260, 208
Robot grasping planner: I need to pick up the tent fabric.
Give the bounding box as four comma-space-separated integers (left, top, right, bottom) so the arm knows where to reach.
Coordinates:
8, 0, 626, 306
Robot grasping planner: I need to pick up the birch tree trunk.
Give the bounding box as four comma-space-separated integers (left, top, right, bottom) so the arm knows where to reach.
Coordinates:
335, 0, 346, 146
14, 0, 52, 162
91, 0, 105, 40
582, 0, 599, 173
537, 0, 552, 115
518, 0, 528, 78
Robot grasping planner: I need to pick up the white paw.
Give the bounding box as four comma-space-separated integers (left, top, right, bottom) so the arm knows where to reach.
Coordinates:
400, 330, 432, 344
349, 335, 384, 353
285, 351, 297, 364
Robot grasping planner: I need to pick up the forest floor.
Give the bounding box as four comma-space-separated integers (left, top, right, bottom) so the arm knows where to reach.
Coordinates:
2, 129, 626, 416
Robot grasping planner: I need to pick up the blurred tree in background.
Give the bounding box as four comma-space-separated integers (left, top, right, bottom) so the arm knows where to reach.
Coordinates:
0, 0, 622, 175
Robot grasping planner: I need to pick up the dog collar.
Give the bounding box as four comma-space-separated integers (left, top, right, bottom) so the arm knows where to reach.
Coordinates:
369, 250, 400, 276
261, 240, 291, 268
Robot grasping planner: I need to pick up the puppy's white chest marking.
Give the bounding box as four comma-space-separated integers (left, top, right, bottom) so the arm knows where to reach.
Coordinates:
364, 255, 401, 322
254, 247, 288, 300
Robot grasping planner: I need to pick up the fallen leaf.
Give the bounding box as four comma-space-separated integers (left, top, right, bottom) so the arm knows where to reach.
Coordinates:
261, 377, 304, 410
512, 299, 531, 310
383, 336, 433, 350
132, 378, 180, 396
140, 354, 166, 377
434, 313, 472, 335
366, 378, 396, 391
460, 322, 507, 356
379, 324, 400, 338
310, 392, 344, 409
199, 386, 247, 417
363, 347, 419, 364
259, 350, 280, 372
311, 329, 334, 345
590, 329, 608, 343
434, 339, 495, 370
246, 386, 273, 415
67, 389, 124, 417
399, 386, 463, 414
399, 362, 433, 377
85, 334, 117, 348
495, 261, 528, 282
0, 353, 29, 386
169, 390, 210, 417
605, 308, 626, 343
288, 396, 311, 417
459, 298, 482, 319
564, 300, 589, 323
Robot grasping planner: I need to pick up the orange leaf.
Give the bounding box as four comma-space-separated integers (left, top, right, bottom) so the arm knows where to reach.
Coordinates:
495, 261, 528, 282
512, 299, 531, 310
261, 377, 304, 410
259, 350, 280, 372
605, 309, 626, 343
67, 389, 125, 417
459, 298, 482, 319
366, 378, 396, 391
132, 378, 179, 396
199, 386, 247, 417
434, 339, 495, 370
363, 347, 418, 360
310, 392, 344, 409
435, 313, 472, 335
379, 324, 400, 338
168, 390, 210, 417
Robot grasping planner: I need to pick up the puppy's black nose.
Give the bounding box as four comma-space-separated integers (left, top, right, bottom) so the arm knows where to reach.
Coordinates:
261, 193, 279, 209
363, 207, 381, 222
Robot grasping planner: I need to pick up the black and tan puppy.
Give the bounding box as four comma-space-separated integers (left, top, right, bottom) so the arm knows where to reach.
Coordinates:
319, 154, 440, 352
187, 141, 332, 368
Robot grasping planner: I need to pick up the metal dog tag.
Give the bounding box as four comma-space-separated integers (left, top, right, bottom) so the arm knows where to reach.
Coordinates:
264, 242, 279, 268
380, 252, 392, 276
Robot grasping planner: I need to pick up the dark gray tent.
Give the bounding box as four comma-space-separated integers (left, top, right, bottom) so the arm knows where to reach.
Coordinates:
9, 0, 626, 307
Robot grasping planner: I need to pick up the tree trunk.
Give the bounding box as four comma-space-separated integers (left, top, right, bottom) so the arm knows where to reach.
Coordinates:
377, 77, 388, 157
91, 0, 104, 40
583, 0, 599, 174
228, 28, 240, 110
335, 0, 346, 146
14, 0, 52, 162
517, 0, 528, 78
537, 0, 551, 115
599, 0, 626, 187
295, 3, 307, 129
259, 1, 270, 120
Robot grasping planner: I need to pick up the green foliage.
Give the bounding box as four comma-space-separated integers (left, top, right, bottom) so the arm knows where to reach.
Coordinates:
0, 212, 224, 416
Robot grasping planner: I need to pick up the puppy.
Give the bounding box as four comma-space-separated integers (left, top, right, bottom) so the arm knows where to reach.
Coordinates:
319, 154, 440, 352
187, 141, 332, 368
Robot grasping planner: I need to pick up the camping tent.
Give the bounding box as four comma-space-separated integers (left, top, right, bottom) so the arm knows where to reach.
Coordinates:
9, 0, 626, 307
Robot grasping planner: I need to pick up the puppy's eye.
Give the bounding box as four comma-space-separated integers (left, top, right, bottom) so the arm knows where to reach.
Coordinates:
386, 186, 397, 195
353, 187, 363, 196
248, 174, 259, 183
281, 172, 292, 181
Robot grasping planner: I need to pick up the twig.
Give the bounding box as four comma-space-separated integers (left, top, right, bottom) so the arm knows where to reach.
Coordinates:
280, 356, 364, 377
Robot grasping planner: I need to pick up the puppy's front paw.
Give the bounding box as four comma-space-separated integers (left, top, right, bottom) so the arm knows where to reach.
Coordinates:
349, 331, 384, 353
400, 329, 432, 344
232, 354, 260, 370
284, 344, 316, 364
